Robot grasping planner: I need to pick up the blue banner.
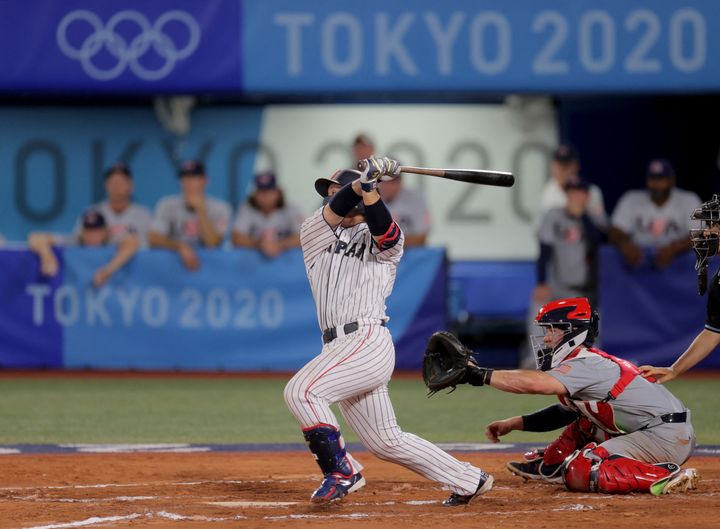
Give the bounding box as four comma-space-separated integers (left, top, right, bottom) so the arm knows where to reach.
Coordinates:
1, 1, 719, 94
0, 247, 446, 371
599, 246, 720, 368
0, 0, 241, 93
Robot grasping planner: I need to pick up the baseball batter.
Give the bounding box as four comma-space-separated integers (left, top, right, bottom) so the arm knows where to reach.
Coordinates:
641, 194, 720, 382
432, 297, 698, 495
284, 158, 493, 506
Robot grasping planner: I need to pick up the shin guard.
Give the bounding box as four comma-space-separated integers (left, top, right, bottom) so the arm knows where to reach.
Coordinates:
302, 424, 354, 477
562, 444, 680, 494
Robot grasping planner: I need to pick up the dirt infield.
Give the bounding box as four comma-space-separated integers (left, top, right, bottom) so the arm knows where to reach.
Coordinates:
0, 452, 717, 529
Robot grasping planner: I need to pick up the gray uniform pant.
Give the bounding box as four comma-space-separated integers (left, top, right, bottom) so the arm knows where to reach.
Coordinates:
598, 419, 696, 465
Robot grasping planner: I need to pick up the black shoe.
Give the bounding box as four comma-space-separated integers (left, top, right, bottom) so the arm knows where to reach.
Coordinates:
506, 460, 562, 483
443, 471, 494, 506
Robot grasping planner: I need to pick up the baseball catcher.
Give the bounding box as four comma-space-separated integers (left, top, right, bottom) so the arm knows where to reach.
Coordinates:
423, 297, 698, 495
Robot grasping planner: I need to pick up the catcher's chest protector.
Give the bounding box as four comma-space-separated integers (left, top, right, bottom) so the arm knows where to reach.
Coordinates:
557, 348, 640, 435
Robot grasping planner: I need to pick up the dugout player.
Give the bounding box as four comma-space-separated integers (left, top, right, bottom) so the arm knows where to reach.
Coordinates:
447, 297, 698, 495
28, 210, 140, 287
640, 195, 720, 382
231, 171, 304, 258
74, 162, 152, 246
284, 158, 493, 506
609, 159, 701, 269
148, 160, 231, 270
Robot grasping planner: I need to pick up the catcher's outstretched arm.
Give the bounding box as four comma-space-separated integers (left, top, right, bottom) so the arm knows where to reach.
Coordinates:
488, 370, 567, 395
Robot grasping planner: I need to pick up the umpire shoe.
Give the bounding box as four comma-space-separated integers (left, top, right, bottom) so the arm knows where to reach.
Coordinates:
650, 467, 699, 496
310, 472, 366, 503
443, 471, 494, 506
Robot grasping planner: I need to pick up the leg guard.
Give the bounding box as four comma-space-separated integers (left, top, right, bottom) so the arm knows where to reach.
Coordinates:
302, 424, 354, 477
562, 444, 683, 494
543, 418, 595, 466
514, 417, 597, 482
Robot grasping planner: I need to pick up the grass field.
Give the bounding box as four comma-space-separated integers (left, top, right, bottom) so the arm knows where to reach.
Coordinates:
1, 374, 718, 445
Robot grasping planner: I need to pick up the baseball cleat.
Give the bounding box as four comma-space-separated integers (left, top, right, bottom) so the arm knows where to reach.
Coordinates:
443, 471, 494, 506
310, 472, 366, 503
650, 468, 699, 496
506, 460, 563, 483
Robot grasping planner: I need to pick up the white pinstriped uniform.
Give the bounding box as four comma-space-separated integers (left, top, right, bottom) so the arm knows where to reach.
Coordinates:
284, 207, 485, 495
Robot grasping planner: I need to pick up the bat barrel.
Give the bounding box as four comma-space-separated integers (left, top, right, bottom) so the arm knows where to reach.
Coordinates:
444, 169, 515, 187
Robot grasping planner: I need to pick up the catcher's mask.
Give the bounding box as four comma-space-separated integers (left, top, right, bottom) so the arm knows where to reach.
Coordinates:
315, 169, 365, 215
531, 297, 599, 371
690, 194, 720, 295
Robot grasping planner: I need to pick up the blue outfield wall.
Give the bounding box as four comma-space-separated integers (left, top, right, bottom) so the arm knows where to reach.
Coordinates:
0, 247, 447, 371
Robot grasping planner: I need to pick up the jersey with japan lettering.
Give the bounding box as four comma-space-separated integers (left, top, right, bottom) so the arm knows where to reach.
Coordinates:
300, 207, 403, 331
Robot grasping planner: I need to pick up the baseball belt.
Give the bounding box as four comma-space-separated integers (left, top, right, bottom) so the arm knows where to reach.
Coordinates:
638, 411, 688, 431
322, 321, 387, 344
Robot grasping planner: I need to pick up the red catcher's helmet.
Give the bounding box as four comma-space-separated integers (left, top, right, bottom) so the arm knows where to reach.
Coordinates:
532, 297, 599, 371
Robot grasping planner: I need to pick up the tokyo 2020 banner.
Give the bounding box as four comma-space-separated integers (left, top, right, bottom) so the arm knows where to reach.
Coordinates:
1, 1, 720, 94
0, 247, 446, 371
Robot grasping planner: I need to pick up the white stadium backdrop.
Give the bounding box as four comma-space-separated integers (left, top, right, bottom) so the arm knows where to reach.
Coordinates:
255, 104, 557, 260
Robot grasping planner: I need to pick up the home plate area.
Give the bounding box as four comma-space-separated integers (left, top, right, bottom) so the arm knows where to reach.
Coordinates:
0, 450, 717, 529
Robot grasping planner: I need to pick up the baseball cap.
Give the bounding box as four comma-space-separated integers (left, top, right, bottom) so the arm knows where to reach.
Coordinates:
553, 144, 579, 163
314, 169, 362, 197
178, 159, 206, 177
564, 178, 591, 192
254, 171, 278, 190
81, 210, 107, 230
104, 161, 131, 179
646, 158, 675, 179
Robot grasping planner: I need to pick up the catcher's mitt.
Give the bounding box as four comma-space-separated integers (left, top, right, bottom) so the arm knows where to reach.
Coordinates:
422, 331, 473, 396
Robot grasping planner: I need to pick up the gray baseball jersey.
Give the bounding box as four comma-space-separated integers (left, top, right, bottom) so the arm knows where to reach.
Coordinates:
386, 187, 431, 237
74, 202, 152, 246
548, 347, 694, 464
150, 195, 231, 246
538, 207, 607, 291
536, 179, 605, 230
611, 188, 701, 247
233, 202, 304, 240
284, 207, 488, 496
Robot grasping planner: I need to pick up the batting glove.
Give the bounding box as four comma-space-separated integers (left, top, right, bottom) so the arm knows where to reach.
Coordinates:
358, 157, 385, 192
379, 157, 401, 180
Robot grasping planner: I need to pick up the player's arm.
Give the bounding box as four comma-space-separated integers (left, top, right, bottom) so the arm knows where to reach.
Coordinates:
640, 329, 720, 383
322, 181, 363, 227
486, 369, 568, 395
358, 158, 402, 251
231, 230, 258, 249
485, 404, 578, 442
195, 202, 224, 248
28, 232, 60, 277
93, 234, 140, 287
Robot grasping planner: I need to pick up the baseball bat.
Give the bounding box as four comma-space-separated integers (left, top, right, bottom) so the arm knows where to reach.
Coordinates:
399, 166, 515, 188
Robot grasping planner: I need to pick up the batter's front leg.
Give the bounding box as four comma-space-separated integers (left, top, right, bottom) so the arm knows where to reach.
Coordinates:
338, 384, 491, 498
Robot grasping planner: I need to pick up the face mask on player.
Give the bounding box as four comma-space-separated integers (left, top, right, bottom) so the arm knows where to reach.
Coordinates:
531, 323, 590, 371
690, 195, 720, 295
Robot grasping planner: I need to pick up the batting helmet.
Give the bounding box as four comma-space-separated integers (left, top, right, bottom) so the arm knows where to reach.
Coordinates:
532, 297, 599, 371
315, 169, 365, 214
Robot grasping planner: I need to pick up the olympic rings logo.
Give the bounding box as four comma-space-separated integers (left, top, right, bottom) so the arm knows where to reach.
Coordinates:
56, 10, 201, 81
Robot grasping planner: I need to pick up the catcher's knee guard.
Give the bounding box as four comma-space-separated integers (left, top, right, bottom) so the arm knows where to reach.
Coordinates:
562, 444, 681, 494
302, 424, 355, 477
542, 417, 596, 467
